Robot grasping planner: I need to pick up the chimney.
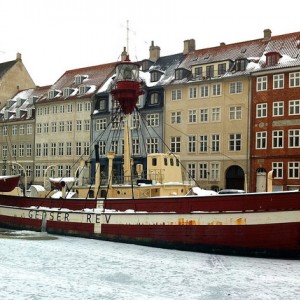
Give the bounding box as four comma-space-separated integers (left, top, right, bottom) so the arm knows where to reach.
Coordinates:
149, 41, 160, 62
121, 47, 127, 61
16, 52, 22, 61
263, 29, 272, 41
183, 39, 195, 54
220, 42, 226, 46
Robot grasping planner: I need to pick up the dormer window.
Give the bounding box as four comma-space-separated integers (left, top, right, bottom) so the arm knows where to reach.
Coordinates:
206, 65, 214, 78
79, 85, 90, 95
63, 87, 74, 97
48, 90, 59, 99
150, 71, 161, 82
235, 59, 248, 71
142, 60, 151, 71
150, 93, 159, 105
194, 67, 203, 79
16, 98, 25, 107
265, 52, 281, 66
28, 96, 38, 105
175, 69, 184, 80
75, 75, 88, 85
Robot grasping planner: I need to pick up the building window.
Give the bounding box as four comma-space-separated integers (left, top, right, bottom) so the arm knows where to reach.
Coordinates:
210, 162, 220, 181
150, 71, 161, 82
36, 143, 41, 157
175, 69, 184, 80
194, 67, 202, 79
58, 142, 64, 156
170, 136, 181, 153
132, 138, 140, 155
235, 59, 247, 71
19, 144, 24, 157
289, 72, 300, 87
12, 145, 17, 158
77, 103, 83, 112
188, 136, 196, 153
187, 163, 196, 179
272, 130, 284, 148
76, 142, 82, 156
256, 103, 267, 118
230, 82, 243, 94
189, 87, 197, 99
35, 165, 41, 178
98, 141, 106, 155
146, 138, 158, 154
43, 123, 49, 133
273, 74, 284, 89
51, 122, 57, 133
288, 129, 300, 148
67, 121, 73, 132
43, 143, 48, 156
211, 107, 220, 122
60, 105, 65, 113
83, 142, 90, 155
256, 131, 267, 149
2, 145, 8, 157
27, 124, 32, 135
199, 163, 208, 179
273, 101, 284, 116
229, 133, 241, 151
229, 106, 242, 120
67, 104, 73, 112
26, 144, 32, 157
36, 123, 42, 134
3, 126, 8, 136
19, 125, 25, 135
150, 93, 159, 105
289, 100, 300, 115
12, 125, 18, 135
26, 165, 32, 177
84, 120, 90, 131
96, 118, 107, 131
211, 134, 220, 152
171, 89, 182, 101
200, 85, 209, 98
218, 63, 226, 76
59, 121, 64, 132
199, 135, 208, 152
206, 65, 214, 78
66, 142, 72, 156
146, 114, 159, 127
171, 112, 181, 124
256, 76, 268, 92
131, 115, 140, 129
272, 162, 283, 179
212, 83, 221, 96
200, 109, 208, 122
188, 110, 197, 123
85, 102, 91, 111
288, 162, 299, 179
51, 143, 56, 156
76, 120, 82, 131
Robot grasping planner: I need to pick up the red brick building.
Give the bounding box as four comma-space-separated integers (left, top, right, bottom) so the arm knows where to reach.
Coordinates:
251, 31, 300, 191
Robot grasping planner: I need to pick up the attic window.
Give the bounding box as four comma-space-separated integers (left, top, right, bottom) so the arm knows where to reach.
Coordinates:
235, 59, 248, 71
48, 90, 59, 99
150, 71, 161, 82
63, 87, 74, 97
75, 75, 87, 85
79, 85, 90, 95
28, 96, 38, 105
175, 69, 184, 80
265, 52, 281, 66
142, 61, 150, 71
204, 54, 210, 60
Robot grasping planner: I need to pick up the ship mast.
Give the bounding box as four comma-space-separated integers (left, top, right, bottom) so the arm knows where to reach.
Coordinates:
111, 55, 144, 185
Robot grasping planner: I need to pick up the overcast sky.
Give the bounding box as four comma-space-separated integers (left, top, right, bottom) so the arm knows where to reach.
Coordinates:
0, 0, 299, 86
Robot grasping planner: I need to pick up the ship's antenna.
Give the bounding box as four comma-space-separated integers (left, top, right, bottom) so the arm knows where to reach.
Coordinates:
126, 19, 129, 55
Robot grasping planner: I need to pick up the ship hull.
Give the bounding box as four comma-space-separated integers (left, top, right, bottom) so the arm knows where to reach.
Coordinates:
0, 193, 299, 259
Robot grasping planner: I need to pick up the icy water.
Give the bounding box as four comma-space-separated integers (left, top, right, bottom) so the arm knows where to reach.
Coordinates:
0, 229, 299, 300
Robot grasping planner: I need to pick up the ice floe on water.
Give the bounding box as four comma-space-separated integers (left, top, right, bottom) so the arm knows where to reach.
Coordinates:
0, 230, 299, 299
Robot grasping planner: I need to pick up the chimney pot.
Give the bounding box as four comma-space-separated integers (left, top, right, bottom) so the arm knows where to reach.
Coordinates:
183, 39, 195, 54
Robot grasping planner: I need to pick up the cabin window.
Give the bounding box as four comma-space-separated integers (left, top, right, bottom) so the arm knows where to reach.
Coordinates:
164, 158, 168, 166
152, 158, 157, 166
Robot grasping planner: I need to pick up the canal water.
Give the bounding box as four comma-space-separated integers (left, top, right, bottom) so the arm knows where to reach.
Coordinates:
0, 229, 299, 300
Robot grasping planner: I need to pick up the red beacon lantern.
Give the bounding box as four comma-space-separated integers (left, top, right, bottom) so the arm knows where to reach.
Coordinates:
111, 56, 144, 115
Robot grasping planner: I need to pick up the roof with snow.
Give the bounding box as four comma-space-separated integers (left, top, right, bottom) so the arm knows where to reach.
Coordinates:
37, 62, 117, 102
